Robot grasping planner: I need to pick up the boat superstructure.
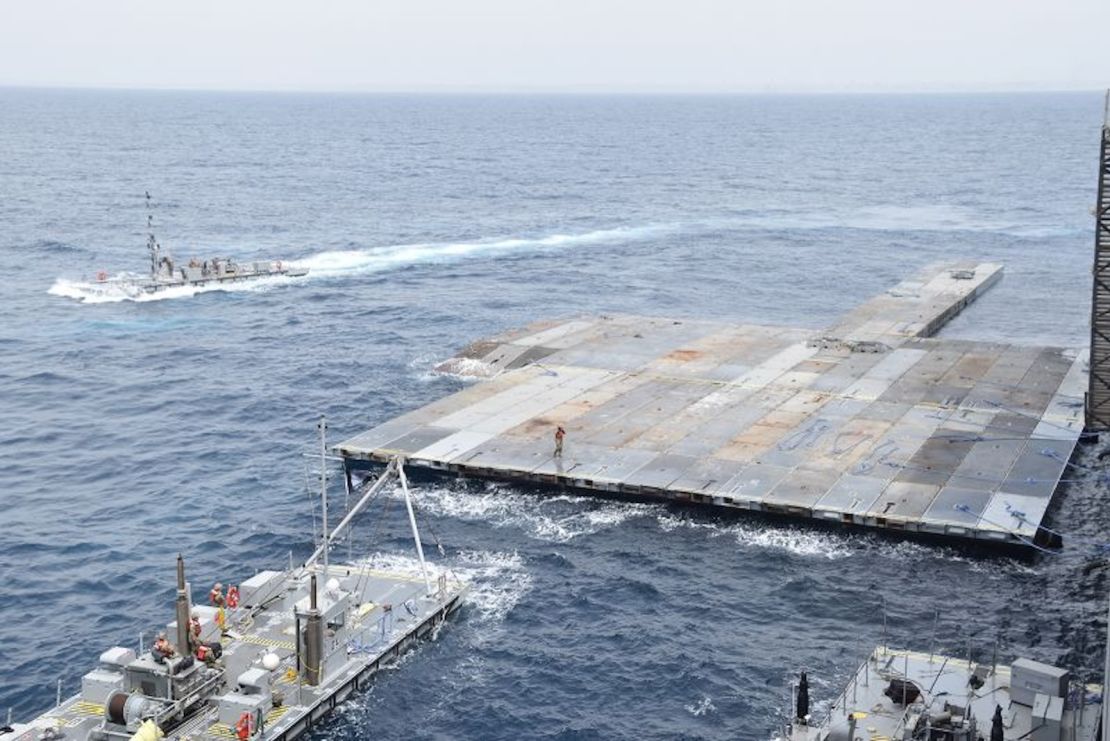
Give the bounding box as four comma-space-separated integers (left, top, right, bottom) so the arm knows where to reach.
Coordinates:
92, 193, 307, 296
1, 422, 464, 741
780, 645, 1103, 741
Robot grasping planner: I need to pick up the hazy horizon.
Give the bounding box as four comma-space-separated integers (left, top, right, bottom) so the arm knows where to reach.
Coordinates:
1, 83, 1105, 97
3, 0, 1108, 94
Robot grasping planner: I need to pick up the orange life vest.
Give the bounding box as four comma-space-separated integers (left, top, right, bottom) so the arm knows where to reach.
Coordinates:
226, 586, 240, 609
235, 711, 253, 740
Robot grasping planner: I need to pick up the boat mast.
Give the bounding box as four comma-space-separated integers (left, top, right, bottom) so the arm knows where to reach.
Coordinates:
145, 190, 170, 280
146, 191, 159, 279
318, 416, 329, 575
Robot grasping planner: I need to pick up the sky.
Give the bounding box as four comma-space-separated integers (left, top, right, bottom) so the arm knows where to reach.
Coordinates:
2, 0, 1109, 93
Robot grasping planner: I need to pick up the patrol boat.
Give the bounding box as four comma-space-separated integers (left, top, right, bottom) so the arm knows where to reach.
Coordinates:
0, 421, 466, 741
779, 643, 1105, 741
91, 193, 307, 297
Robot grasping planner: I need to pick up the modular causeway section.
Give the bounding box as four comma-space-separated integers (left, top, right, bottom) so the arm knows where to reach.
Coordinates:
337, 262, 1086, 548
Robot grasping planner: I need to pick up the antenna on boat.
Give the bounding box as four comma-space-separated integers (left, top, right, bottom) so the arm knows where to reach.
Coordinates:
318, 416, 329, 575
146, 191, 160, 280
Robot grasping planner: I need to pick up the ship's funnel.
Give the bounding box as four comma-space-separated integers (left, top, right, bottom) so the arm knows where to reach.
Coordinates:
175, 554, 191, 659
301, 574, 323, 686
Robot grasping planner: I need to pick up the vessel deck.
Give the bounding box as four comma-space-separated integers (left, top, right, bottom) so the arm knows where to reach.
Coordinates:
786, 646, 1101, 740
10, 563, 465, 741
337, 262, 1086, 548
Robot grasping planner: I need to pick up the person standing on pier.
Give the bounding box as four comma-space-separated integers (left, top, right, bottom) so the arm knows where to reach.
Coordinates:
554, 426, 566, 457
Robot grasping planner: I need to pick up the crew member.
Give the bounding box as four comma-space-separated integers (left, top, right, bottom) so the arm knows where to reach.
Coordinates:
235, 711, 254, 741
195, 642, 217, 666
152, 632, 176, 663
189, 613, 203, 652
554, 426, 566, 457
210, 582, 226, 607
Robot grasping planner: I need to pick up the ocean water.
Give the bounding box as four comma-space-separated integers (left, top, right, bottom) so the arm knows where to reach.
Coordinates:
1, 89, 1108, 739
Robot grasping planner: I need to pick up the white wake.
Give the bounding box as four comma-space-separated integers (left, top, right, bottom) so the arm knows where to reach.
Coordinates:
286, 223, 672, 277
48, 223, 671, 304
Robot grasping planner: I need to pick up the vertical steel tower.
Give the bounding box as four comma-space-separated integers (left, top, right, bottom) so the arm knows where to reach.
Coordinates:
1088, 93, 1110, 430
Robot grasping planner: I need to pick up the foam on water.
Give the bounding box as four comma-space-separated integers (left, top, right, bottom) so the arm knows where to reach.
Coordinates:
289, 223, 676, 278
685, 696, 716, 717
652, 512, 1047, 569
655, 514, 855, 560
359, 548, 532, 625
397, 483, 656, 543
399, 481, 1049, 565
425, 356, 498, 382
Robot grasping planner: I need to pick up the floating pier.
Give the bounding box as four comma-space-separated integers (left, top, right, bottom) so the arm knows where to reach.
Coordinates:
337, 261, 1087, 548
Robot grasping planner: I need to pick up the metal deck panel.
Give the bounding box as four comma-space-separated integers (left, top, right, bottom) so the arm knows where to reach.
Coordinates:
534, 444, 658, 482
923, 486, 993, 527
376, 426, 460, 456
513, 318, 598, 348
951, 438, 1026, 487
668, 402, 770, 458
669, 457, 751, 495
731, 343, 818, 388
868, 481, 942, 521
814, 474, 889, 514
764, 468, 842, 509
999, 440, 1073, 499
624, 453, 699, 490
467, 371, 620, 435
722, 463, 794, 504
893, 429, 977, 488
412, 430, 495, 462
456, 436, 553, 473
979, 492, 1046, 537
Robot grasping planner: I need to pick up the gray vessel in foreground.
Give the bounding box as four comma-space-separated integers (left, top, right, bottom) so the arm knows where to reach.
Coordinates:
780, 645, 1104, 741
1, 429, 465, 741
88, 193, 306, 298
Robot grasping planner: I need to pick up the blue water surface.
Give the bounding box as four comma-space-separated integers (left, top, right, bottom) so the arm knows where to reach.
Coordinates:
1, 89, 1108, 739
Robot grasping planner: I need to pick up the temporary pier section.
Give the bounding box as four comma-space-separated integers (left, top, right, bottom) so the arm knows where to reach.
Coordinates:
337, 262, 1087, 548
